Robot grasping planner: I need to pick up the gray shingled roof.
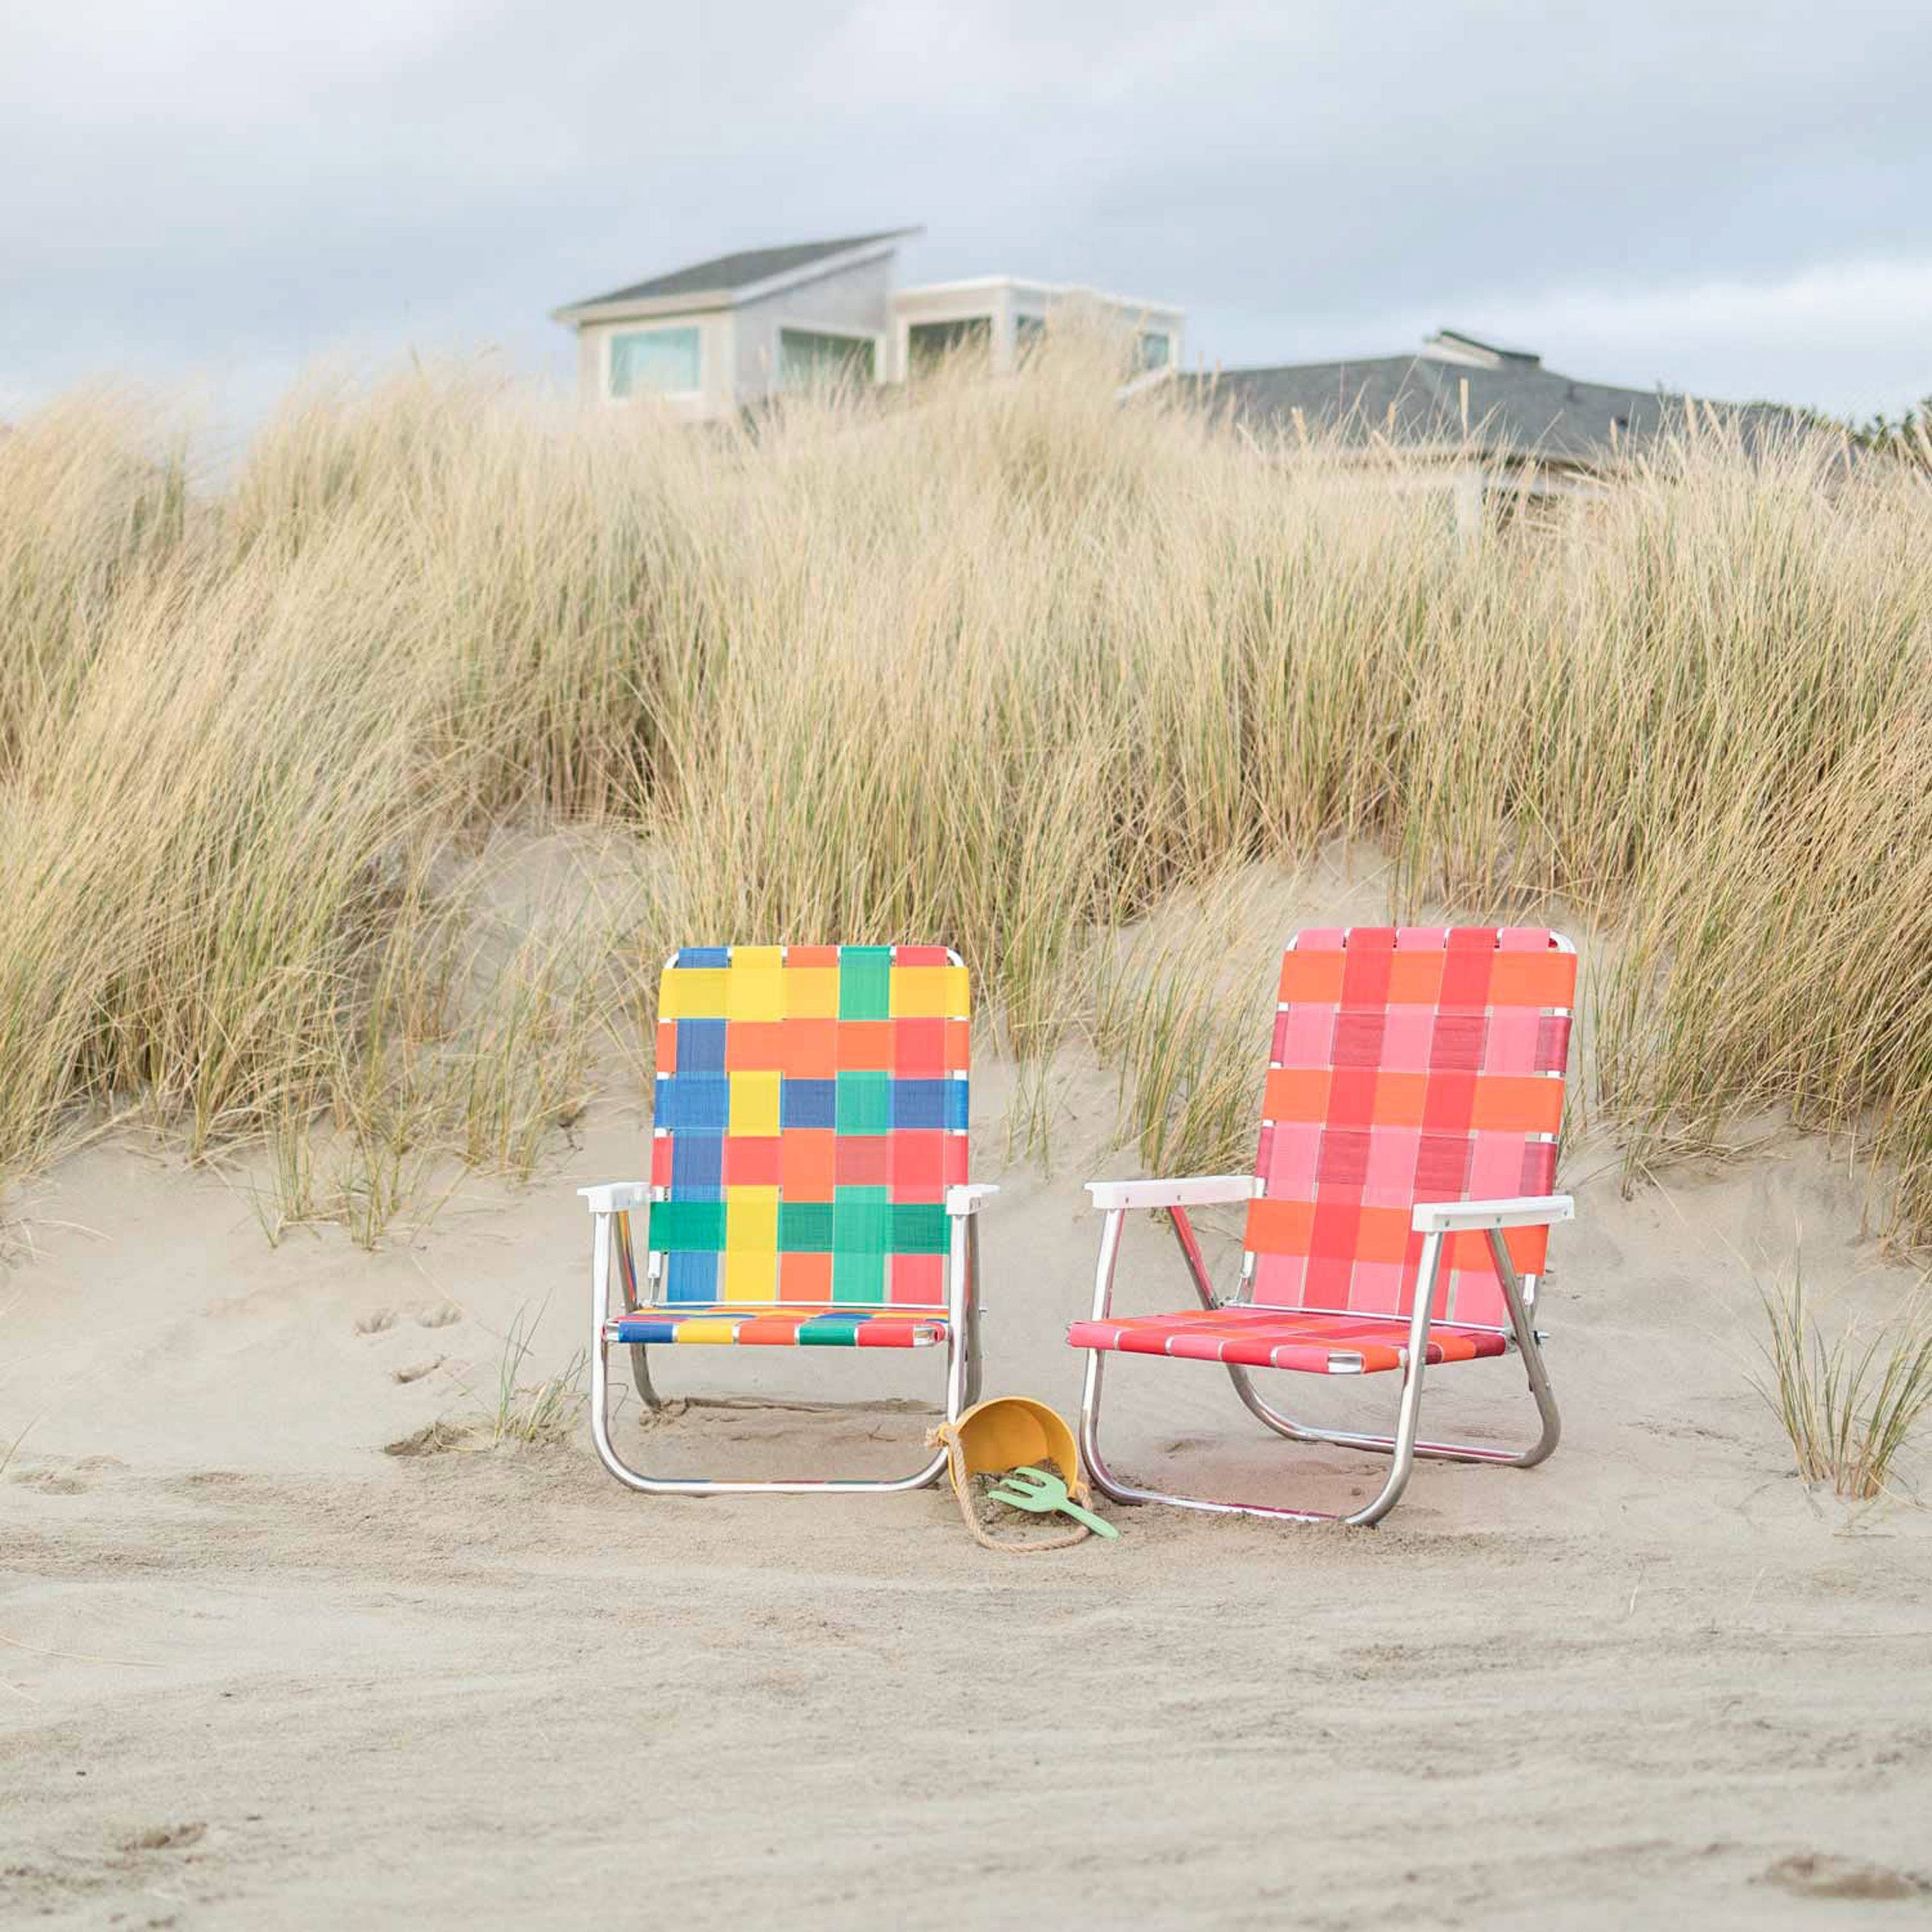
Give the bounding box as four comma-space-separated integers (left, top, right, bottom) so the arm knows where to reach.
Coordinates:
1181, 334, 1795, 464
560, 230, 917, 314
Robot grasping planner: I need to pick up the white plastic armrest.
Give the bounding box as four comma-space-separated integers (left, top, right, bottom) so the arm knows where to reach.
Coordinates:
1085, 1175, 1258, 1212
1410, 1195, 1574, 1234
578, 1181, 652, 1215
945, 1184, 999, 1216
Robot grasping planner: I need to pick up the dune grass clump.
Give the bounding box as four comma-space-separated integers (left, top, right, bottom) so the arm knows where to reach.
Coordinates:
482, 1303, 589, 1449
389, 1303, 587, 1456
1090, 870, 1280, 1177
1, 340, 1931, 1238
1755, 1268, 1932, 1501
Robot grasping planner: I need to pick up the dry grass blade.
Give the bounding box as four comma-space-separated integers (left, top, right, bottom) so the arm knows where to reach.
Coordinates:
0, 1414, 39, 1480
0, 1630, 159, 1668
391, 1300, 586, 1453
1, 346, 1931, 1239
1090, 869, 1277, 1176
488, 1301, 588, 1448
1753, 1265, 1932, 1502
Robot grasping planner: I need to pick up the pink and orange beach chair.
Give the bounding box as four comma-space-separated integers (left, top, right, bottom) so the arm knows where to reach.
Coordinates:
582, 945, 992, 1495
1068, 926, 1575, 1526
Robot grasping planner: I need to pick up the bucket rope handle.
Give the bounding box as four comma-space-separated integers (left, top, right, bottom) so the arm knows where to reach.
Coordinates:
925, 1422, 1093, 1554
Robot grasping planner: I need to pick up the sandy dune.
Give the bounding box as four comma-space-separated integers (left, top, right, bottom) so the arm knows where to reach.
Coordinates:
4, 1087, 1931, 1928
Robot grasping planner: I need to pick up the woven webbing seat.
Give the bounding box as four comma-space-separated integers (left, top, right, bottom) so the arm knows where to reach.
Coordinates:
1066, 1306, 1510, 1375
580, 944, 991, 1497
1068, 927, 1577, 1527
606, 1306, 947, 1348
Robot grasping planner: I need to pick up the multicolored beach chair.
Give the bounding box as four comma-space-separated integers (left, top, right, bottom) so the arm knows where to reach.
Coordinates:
583, 945, 991, 1494
1067, 927, 1575, 1526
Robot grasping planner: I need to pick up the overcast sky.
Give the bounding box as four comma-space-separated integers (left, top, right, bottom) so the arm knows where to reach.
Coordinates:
3, 0, 1928, 427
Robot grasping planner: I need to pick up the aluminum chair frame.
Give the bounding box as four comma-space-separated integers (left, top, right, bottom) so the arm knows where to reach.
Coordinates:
580, 942, 989, 1499
583, 1174, 989, 1491
1074, 930, 1575, 1527
1077, 1183, 1568, 1526
584, 1178, 993, 1496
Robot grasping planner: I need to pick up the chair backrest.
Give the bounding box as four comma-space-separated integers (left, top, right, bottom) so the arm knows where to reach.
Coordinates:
647, 945, 970, 1307
1242, 927, 1575, 1329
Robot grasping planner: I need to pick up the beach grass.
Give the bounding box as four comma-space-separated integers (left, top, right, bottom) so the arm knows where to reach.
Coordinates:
484, 1302, 588, 1449
1755, 1268, 1932, 1500
2, 341, 1930, 1236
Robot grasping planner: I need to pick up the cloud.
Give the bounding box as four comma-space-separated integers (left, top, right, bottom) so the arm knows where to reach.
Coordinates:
1457, 257, 1932, 407
1, 0, 1927, 424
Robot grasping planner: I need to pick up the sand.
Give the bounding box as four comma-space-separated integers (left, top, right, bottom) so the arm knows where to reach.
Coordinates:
4, 1074, 1932, 1927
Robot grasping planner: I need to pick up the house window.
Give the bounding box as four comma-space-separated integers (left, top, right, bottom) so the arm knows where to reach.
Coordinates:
908, 316, 992, 376
779, 328, 876, 391
1136, 330, 1172, 372
609, 326, 701, 398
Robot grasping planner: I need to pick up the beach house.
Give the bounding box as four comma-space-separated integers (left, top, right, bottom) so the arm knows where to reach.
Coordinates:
551, 228, 1186, 418
1180, 330, 1798, 533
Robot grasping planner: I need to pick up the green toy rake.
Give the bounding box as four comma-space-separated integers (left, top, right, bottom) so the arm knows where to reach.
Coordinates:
985, 1465, 1119, 1539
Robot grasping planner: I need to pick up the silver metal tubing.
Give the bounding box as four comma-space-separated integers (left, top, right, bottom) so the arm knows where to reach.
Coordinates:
944, 1201, 972, 1422
627, 1344, 663, 1412
619, 1216, 665, 1413
1361, 1230, 1442, 1524
1166, 1200, 1548, 1464
1167, 1207, 1220, 1311
1486, 1222, 1561, 1467
1081, 1204, 1419, 1525
1224, 1364, 1546, 1465
1076, 1208, 1127, 1497
1219, 1233, 1560, 1469
962, 1210, 985, 1412
1081, 1355, 1424, 1526
1080, 929, 1572, 1520
603, 1210, 664, 1411
1080, 1211, 1578, 1525
586, 1209, 964, 1497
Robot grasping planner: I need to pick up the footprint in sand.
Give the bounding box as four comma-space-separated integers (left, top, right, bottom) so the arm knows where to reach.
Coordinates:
9, 1465, 90, 1494
391, 1358, 444, 1384
357, 1303, 459, 1341
123, 1822, 207, 1853
1760, 1853, 1931, 1901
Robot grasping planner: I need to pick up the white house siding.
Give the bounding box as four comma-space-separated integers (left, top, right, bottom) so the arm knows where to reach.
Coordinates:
890, 280, 1185, 381
575, 309, 737, 419
730, 255, 896, 401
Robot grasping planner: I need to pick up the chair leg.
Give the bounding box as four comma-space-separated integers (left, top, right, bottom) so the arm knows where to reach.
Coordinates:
1219, 1225, 1561, 1469
1221, 1352, 1559, 1467
1167, 1203, 1555, 1466
1077, 1217, 1449, 1526
606, 1211, 664, 1413
627, 1343, 664, 1413
962, 1210, 985, 1412
586, 1210, 961, 1497
1080, 1337, 1423, 1526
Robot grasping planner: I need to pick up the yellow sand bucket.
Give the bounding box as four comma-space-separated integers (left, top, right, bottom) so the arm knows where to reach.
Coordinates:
927, 1396, 1095, 1552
